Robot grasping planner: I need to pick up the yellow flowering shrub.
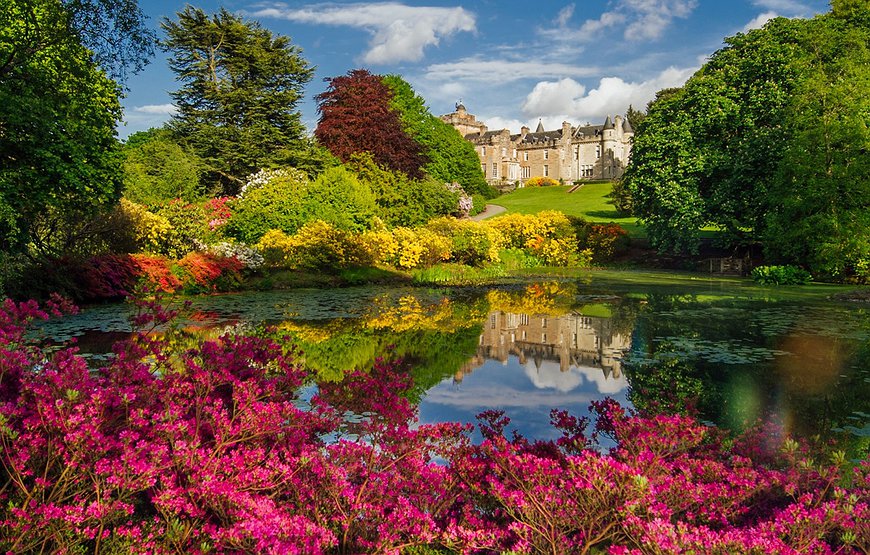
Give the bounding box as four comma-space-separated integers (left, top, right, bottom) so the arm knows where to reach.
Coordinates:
256, 229, 296, 267
119, 198, 177, 256
426, 217, 503, 266
525, 176, 560, 187
484, 211, 578, 266
359, 229, 399, 266
389, 227, 451, 269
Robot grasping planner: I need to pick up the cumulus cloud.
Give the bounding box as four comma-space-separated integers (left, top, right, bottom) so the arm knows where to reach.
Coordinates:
743, 11, 779, 32
521, 66, 696, 122
132, 103, 177, 115
552, 0, 697, 42
250, 2, 475, 64
424, 57, 599, 83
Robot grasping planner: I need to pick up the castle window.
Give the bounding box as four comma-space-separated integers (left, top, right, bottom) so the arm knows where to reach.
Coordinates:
544, 149, 549, 160
521, 166, 530, 179
501, 147, 507, 157
543, 164, 549, 177
523, 152, 529, 161
596, 145, 601, 159
492, 162, 498, 178
482, 146, 486, 156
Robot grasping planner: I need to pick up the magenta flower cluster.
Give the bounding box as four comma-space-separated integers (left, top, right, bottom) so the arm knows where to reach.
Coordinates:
0, 298, 867, 554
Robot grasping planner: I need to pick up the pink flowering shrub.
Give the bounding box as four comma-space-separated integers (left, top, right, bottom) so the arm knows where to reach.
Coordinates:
0, 298, 867, 554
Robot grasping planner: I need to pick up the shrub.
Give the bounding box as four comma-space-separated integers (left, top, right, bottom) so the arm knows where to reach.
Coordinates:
525, 176, 560, 187
752, 265, 812, 285
426, 217, 501, 266
130, 254, 182, 293
388, 227, 451, 269
571, 217, 630, 262
485, 211, 579, 266
225, 168, 311, 243
256, 222, 371, 271
177, 252, 245, 293
1, 299, 868, 554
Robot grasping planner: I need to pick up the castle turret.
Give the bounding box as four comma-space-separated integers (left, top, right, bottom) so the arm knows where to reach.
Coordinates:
535, 119, 545, 133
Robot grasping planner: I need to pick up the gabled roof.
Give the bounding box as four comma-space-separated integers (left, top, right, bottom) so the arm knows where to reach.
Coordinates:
516, 130, 562, 144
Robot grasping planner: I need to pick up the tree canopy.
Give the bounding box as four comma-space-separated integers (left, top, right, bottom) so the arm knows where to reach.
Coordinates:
162, 6, 315, 194
624, 3, 870, 278
0, 0, 144, 255
382, 75, 493, 197
315, 69, 427, 179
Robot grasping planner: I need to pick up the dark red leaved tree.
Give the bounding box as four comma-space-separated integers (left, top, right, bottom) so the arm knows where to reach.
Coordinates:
315, 69, 426, 178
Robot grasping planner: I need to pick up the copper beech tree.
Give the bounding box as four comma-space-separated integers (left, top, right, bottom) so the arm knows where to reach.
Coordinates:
314, 69, 427, 179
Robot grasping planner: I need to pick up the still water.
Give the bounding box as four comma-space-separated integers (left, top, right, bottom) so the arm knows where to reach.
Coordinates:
36, 272, 870, 447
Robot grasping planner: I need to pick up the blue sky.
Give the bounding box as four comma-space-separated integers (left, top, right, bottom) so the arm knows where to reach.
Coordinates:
120, 0, 831, 139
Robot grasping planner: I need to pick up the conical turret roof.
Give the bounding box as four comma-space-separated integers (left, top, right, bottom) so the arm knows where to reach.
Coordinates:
622, 117, 634, 133
535, 119, 545, 133
603, 115, 614, 130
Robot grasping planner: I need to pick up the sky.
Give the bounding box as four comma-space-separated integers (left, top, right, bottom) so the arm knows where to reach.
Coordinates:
119, 0, 832, 139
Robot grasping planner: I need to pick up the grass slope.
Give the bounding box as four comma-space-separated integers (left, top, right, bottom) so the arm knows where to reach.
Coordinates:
490, 182, 644, 238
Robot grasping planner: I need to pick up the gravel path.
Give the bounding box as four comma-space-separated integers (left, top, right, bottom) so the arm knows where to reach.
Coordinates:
470, 204, 506, 221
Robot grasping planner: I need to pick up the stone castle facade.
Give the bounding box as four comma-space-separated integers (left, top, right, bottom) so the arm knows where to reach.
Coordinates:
440, 103, 634, 186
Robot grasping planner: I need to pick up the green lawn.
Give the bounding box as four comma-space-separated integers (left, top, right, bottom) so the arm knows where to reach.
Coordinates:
489, 182, 645, 238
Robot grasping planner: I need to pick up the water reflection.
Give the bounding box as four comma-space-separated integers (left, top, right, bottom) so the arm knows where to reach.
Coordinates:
33, 277, 869, 450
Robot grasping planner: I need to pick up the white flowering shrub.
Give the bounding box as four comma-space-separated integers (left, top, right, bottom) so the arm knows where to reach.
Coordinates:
208, 242, 265, 270
239, 168, 307, 198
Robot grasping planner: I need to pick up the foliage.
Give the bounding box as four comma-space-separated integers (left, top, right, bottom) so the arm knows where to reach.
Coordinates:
525, 176, 560, 187
382, 74, 494, 198
751, 265, 813, 286
485, 211, 581, 266
162, 6, 314, 194
307, 166, 378, 232
121, 128, 204, 205
624, 6, 870, 276
225, 168, 310, 244
426, 217, 501, 266
349, 153, 459, 227
256, 223, 371, 271
385, 227, 451, 270
315, 69, 426, 179
177, 252, 244, 293
0, 298, 867, 554
571, 218, 631, 263
0, 0, 124, 254
0, 0, 154, 84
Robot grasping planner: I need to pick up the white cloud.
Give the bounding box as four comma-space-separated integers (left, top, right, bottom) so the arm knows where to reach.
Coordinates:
556, 4, 575, 27
554, 0, 697, 42
424, 58, 599, 83
750, 0, 812, 15
743, 11, 779, 32
132, 103, 177, 115
250, 2, 476, 64
521, 66, 696, 122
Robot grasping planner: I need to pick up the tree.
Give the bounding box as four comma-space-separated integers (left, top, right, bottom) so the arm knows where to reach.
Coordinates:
162, 7, 314, 194
624, 15, 814, 253
382, 75, 494, 197
0, 0, 135, 256
122, 129, 205, 205
315, 69, 426, 179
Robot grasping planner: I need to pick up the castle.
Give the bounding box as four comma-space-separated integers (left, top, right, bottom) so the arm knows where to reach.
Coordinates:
440, 103, 634, 186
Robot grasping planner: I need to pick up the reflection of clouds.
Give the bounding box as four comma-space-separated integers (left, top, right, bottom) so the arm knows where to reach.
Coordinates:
424, 383, 599, 409
523, 359, 628, 394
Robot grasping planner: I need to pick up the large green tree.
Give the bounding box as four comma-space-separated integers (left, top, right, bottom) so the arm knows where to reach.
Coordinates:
624, 4, 870, 279
382, 75, 494, 198
162, 7, 315, 194
0, 0, 147, 255
122, 128, 205, 205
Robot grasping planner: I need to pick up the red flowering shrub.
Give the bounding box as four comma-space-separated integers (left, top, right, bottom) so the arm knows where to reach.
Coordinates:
129, 253, 181, 293
0, 299, 866, 554
177, 252, 244, 293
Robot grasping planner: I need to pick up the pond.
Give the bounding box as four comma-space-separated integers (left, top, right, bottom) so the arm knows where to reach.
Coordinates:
35, 271, 870, 450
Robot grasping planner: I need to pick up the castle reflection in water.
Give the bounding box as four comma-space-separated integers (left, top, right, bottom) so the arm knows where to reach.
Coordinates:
455, 311, 632, 388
